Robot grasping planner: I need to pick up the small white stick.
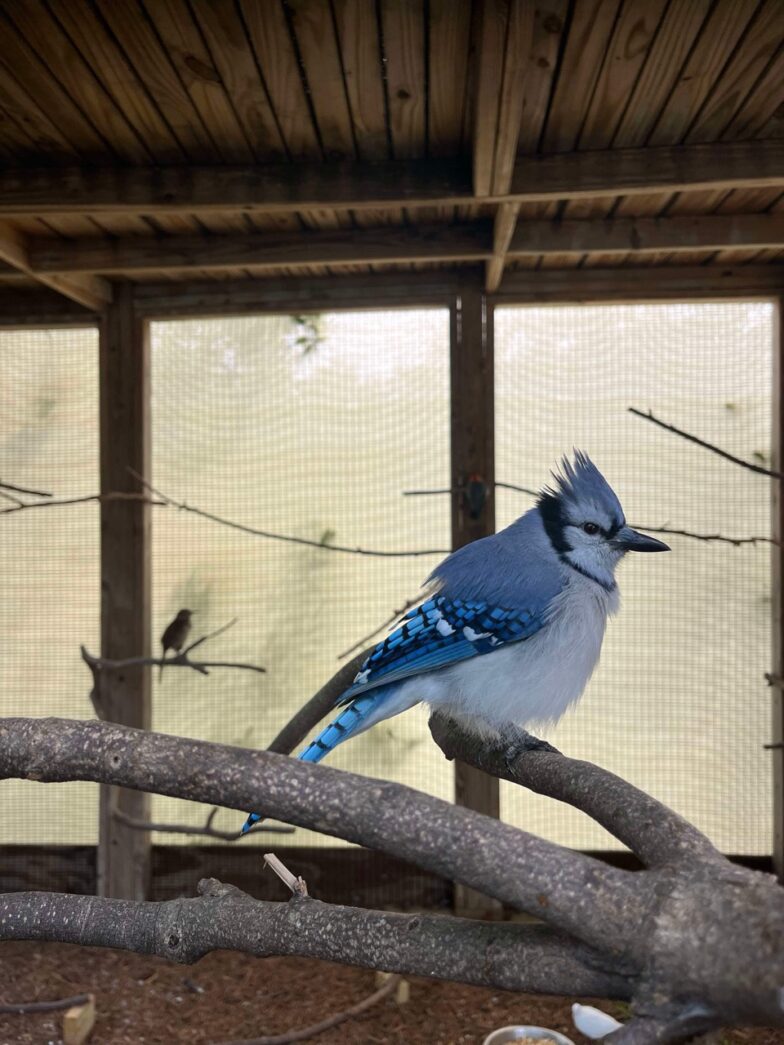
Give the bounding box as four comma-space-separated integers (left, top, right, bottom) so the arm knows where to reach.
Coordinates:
264, 852, 308, 896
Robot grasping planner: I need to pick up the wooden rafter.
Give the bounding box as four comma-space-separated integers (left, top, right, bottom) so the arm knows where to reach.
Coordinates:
0, 141, 782, 218
20, 214, 784, 278
0, 220, 111, 311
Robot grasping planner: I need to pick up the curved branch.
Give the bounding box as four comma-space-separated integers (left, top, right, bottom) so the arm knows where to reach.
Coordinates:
0, 882, 633, 999
428, 713, 722, 870
0, 716, 644, 953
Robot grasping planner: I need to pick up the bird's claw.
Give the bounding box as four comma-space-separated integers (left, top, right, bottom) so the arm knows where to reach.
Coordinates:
501, 726, 558, 774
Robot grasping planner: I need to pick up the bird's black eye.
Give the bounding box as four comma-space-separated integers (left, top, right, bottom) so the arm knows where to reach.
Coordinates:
582, 522, 600, 535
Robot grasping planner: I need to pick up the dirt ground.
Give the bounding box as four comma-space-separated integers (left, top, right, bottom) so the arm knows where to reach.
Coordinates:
1, 942, 784, 1045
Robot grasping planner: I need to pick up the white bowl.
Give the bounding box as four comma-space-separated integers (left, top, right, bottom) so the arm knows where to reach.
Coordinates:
483, 1026, 576, 1045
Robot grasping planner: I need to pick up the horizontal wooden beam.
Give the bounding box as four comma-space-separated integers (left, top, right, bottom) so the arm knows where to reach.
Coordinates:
25, 213, 784, 279
0, 140, 782, 217
494, 264, 784, 302
0, 287, 98, 327
29, 223, 493, 275
131, 270, 467, 318
508, 214, 784, 257
0, 221, 111, 310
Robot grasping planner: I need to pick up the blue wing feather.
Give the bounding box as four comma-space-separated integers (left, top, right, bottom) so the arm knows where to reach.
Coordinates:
339, 594, 548, 704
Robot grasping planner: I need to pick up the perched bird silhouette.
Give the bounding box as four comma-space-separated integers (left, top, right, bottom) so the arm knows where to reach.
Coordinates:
159, 609, 193, 681
242, 453, 669, 833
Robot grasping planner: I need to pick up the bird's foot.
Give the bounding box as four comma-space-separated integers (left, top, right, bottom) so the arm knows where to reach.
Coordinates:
501, 725, 558, 774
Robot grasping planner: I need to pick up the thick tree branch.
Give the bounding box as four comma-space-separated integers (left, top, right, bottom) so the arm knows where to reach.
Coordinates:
0, 881, 632, 999
0, 716, 644, 954
428, 713, 722, 870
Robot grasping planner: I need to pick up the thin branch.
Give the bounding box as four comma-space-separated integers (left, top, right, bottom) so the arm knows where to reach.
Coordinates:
0, 489, 25, 507
402, 481, 538, 497
263, 853, 308, 896
129, 470, 448, 559
0, 478, 53, 498
0, 993, 90, 1015
182, 616, 238, 655
214, 974, 400, 1045
0, 716, 645, 952
629, 524, 775, 547
428, 712, 722, 871
81, 645, 266, 680
0, 492, 163, 516
0, 882, 633, 999
337, 598, 420, 660
629, 407, 782, 479
111, 803, 294, 840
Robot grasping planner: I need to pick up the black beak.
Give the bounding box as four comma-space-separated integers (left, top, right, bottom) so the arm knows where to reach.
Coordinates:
613, 526, 670, 552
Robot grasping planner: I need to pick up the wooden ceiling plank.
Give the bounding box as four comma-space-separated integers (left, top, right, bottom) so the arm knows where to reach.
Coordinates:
27, 212, 783, 278
241, 0, 322, 160
0, 139, 782, 217
612, 0, 713, 148
46, 0, 185, 164
515, 0, 568, 155
579, 0, 669, 150
540, 0, 623, 154
285, 0, 357, 160
3, 0, 150, 163
380, 0, 427, 161
332, 0, 388, 162
721, 41, 784, 142
0, 18, 106, 158
428, 0, 472, 158
473, 0, 509, 197
0, 220, 110, 310
485, 0, 538, 290
186, 0, 289, 161
139, 0, 254, 163
28, 222, 495, 275
686, 0, 784, 144
648, 0, 760, 146
94, 0, 219, 161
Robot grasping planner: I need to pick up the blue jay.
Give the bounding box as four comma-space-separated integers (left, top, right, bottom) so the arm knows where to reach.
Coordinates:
242, 452, 668, 833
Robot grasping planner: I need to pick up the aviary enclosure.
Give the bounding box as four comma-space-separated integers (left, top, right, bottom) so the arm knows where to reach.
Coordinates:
0, 0, 783, 1042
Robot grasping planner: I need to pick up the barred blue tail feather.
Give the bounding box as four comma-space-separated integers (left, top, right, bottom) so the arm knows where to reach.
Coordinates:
240, 690, 399, 834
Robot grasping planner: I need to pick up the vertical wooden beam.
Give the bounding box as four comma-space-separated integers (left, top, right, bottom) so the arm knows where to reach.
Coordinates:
450, 282, 501, 916
97, 281, 151, 899
773, 296, 784, 879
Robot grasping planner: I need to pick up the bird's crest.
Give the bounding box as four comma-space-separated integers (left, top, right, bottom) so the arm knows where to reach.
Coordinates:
537, 450, 624, 524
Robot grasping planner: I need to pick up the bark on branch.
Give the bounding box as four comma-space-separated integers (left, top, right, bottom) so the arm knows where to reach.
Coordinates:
0, 880, 631, 998
0, 716, 641, 954
428, 712, 723, 870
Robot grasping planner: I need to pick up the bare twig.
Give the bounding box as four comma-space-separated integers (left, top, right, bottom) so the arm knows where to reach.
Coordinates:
263, 853, 308, 896
214, 973, 400, 1045
337, 597, 420, 660
0, 478, 53, 499
0, 489, 25, 507
111, 802, 293, 840
403, 481, 538, 497
81, 644, 266, 680
629, 407, 782, 479
630, 524, 775, 547
129, 469, 448, 559
0, 492, 163, 516
0, 993, 90, 1015
181, 617, 239, 655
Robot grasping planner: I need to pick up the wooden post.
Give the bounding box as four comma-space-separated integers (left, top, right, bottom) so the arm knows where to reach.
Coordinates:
450, 283, 502, 916
773, 296, 784, 879
97, 281, 152, 899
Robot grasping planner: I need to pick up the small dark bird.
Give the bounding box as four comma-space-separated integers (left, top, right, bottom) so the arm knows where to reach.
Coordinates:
159, 609, 193, 681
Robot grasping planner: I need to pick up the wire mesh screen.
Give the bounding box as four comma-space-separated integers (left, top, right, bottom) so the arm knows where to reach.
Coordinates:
0, 326, 99, 847
495, 302, 774, 855
150, 310, 452, 847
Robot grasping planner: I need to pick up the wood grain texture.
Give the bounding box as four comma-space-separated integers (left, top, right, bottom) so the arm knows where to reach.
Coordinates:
381, 0, 427, 160
97, 282, 151, 901
473, 0, 509, 196
540, 0, 622, 153
450, 284, 501, 917
0, 220, 110, 310
94, 0, 218, 161
428, 0, 472, 157
332, 0, 388, 162
188, 0, 288, 161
